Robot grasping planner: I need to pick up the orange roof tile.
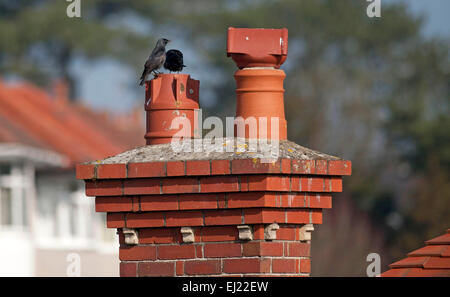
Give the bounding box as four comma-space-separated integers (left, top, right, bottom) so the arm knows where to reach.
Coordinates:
382, 229, 450, 277
0, 80, 145, 167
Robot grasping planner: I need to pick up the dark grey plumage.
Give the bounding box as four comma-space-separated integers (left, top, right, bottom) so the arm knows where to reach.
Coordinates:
139, 38, 170, 86
164, 49, 186, 73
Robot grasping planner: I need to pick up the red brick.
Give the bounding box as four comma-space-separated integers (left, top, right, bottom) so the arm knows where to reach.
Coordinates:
118, 230, 125, 245
165, 210, 203, 227
126, 212, 165, 228
324, 178, 330, 192
95, 197, 132, 212
162, 178, 199, 194
331, 177, 343, 192
97, 164, 126, 179
273, 259, 296, 273
286, 209, 309, 224
196, 244, 203, 258
184, 260, 221, 275
200, 176, 240, 193
290, 176, 300, 191
211, 160, 230, 175
277, 227, 297, 240
300, 177, 324, 192
243, 242, 284, 257
292, 160, 315, 174
176, 261, 184, 276
139, 228, 181, 244
223, 258, 271, 274
315, 160, 328, 175
204, 243, 242, 258
309, 194, 332, 208
86, 180, 122, 196
120, 262, 137, 277
76, 164, 95, 180
186, 160, 210, 176
204, 209, 242, 226
140, 195, 178, 211
123, 179, 160, 195
218, 194, 227, 208
231, 159, 280, 174
138, 262, 174, 276
200, 226, 239, 242
247, 175, 268, 191
127, 162, 165, 178
300, 259, 311, 273
311, 210, 323, 224
281, 193, 306, 207
179, 194, 220, 210
227, 192, 277, 208
158, 245, 196, 259
281, 159, 291, 174
119, 246, 156, 261
131, 196, 140, 212
287, 242, 310, 257
239, 176, 249, 191
106, 213, 125, 228
244, 209, 286, 224
167, 161, 185, 176
248, 176, 290, 191
252, 225, 265, 240
328, 160, 352, 176
342, 161, 352, 175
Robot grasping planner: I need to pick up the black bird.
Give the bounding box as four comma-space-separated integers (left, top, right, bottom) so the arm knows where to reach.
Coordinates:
139, 38, 170, 86
164, 49, 186, 73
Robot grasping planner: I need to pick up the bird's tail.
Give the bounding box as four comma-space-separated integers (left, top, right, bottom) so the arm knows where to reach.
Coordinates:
139, 69, 147, 86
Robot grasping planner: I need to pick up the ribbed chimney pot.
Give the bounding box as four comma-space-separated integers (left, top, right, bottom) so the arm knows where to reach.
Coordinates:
145, 74, 199, 145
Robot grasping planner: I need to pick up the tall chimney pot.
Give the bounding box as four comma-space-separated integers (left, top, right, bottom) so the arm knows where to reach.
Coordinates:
228, 27, 288, 140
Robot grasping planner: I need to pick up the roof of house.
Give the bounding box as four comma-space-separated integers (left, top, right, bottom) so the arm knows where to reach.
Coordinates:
0, 79, 145, 167
382, 229, 450, 277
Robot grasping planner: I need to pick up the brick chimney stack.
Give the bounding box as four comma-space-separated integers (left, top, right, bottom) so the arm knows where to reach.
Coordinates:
76, 27, 351, 277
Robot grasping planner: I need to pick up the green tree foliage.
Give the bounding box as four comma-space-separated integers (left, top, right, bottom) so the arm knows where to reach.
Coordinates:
0, 0, 167, 97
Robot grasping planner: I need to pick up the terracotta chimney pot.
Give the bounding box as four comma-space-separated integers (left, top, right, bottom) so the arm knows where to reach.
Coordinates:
234, 68, 287, 140
227, 27, 288, 69
144, 74, 199, 145
228, 27, 289, 140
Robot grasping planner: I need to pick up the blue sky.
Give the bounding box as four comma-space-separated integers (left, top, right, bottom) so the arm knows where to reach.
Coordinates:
393, 0, 450, 36
76, 0, 450, 114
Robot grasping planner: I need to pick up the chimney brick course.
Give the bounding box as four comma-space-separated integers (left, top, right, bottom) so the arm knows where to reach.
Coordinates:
77, 146, 350, 276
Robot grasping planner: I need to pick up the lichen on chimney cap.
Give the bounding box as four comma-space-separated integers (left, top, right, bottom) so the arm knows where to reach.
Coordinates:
88, 137, 341, 165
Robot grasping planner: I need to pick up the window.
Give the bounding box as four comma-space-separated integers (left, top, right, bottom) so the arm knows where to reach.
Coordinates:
0, 165, 28, 228
0, 188, 12, 226
0, 164, 11, 175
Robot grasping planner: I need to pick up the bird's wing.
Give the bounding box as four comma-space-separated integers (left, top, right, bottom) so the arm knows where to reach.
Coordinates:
139, 53, 166, 85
